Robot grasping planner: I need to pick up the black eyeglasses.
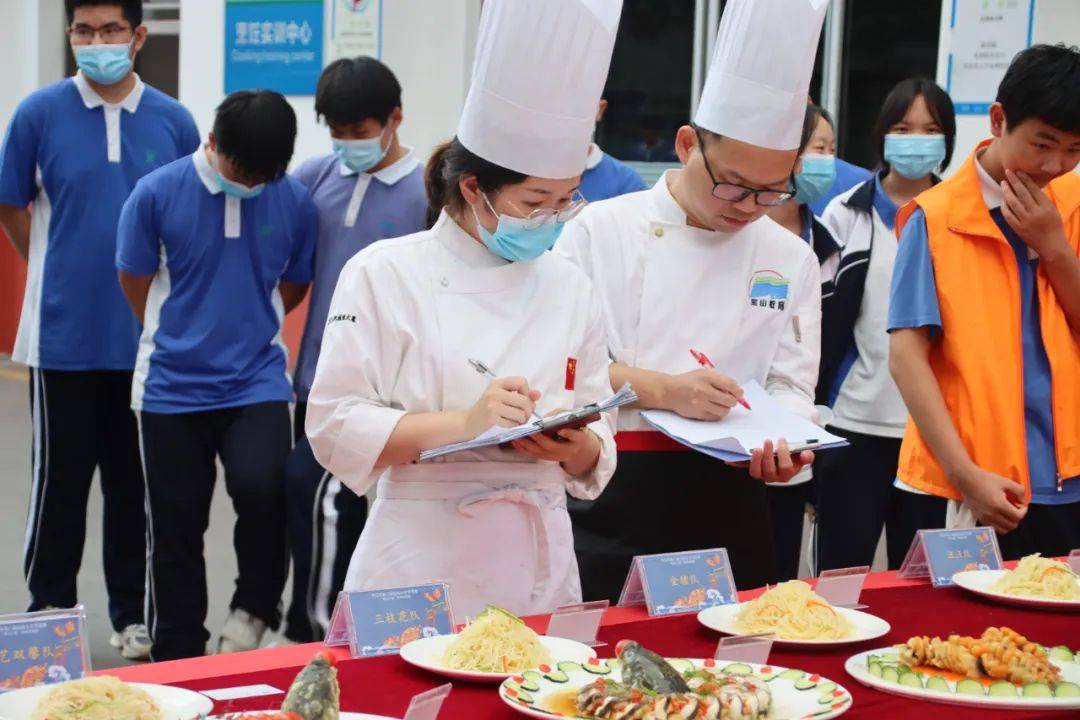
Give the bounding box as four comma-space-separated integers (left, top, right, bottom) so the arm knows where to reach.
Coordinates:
68, 23, 133, 45
695, 128, 795, 207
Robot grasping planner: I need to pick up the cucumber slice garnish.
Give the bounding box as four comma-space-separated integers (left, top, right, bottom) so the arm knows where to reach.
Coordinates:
867, 663, 883, 678
1054, 682, 1080, 698
816, 682, 837, 695
881, 667, 900, 684
542, 668, 569, 683
520, 670, 542, 692
1049, 645, 1074, 663
987, 680, 1017, 697
581, 658, 611, 675
778, 669, 806, 681
925, 676, 950, 693
478, 605, 524, 624
556, 660, 582, 673
794, 677, 819, 690
956, 679, 985, 696
722, 662, 752, 676
1021, 682, 1053, 698
898, 672, 923, 689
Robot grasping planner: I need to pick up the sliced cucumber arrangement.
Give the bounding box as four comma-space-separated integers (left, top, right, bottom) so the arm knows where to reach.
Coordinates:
955, 679, 986, 696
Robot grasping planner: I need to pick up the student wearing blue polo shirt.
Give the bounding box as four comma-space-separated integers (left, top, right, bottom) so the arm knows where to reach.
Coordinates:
580, 100, 648, 202
283, 57, 427, 644
116, 91, 316, 661
0, 0, 198, 661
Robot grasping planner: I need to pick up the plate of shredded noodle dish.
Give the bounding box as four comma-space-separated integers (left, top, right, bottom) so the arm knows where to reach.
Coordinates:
398, 605, 596, 682
0, 676, 213, 720
697, 581, 891, 647
952, 554, 1080, 610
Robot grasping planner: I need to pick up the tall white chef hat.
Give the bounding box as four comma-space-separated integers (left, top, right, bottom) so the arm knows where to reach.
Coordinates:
457, 0, 622, 179
694, 0, 830, 151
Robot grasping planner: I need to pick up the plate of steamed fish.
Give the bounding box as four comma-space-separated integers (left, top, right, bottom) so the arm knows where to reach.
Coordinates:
845, 626, 1080, 709
499, 640, 853, 719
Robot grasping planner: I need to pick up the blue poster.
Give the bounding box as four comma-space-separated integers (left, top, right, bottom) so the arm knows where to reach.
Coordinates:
0, 610, 87, 693
224, 0, 324, 95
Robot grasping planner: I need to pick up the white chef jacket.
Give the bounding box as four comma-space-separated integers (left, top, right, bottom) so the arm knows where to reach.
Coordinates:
555, 171, 821, 480
306, 211, 617, 620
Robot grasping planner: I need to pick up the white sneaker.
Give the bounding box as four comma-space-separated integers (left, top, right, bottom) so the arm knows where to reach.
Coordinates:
109, 624, 153, 661
217, 608, 268, 654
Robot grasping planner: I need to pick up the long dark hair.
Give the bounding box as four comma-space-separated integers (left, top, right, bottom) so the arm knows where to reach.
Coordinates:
873, 78, 956, 171
425, 138, 526, 228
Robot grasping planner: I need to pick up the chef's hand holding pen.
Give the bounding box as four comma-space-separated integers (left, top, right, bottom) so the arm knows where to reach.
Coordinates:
464, 377, 541, 436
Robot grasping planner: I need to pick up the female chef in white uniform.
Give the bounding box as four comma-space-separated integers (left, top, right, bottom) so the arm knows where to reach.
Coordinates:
305, 0, 623, 620
557, 0, 829, 600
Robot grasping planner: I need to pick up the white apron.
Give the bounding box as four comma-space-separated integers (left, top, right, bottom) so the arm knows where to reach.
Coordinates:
345, 462, 581, 620
307, 213, 617, 621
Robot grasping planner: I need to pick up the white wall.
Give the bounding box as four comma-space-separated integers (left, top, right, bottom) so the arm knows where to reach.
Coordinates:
179, 0, 481, 170
936, 0, 1080, 175
0, 0, 65, 126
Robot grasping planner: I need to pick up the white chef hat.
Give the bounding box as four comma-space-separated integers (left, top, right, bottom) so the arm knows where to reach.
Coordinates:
457, 0, 622, 179
694, 0, 830, 151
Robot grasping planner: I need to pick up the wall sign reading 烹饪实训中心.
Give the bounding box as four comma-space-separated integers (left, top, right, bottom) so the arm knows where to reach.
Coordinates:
224, 0, 324, 95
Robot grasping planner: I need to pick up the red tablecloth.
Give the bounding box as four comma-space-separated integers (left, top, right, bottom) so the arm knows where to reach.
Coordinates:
161, 583, 1078, 719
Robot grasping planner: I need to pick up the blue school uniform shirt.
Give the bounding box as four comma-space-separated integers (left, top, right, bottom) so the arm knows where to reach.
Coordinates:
0, 73, 200, 370
291, 149, 427, 402
116, 148, 317, 414
579, 145, 647, 202
887, 159, 1080, 505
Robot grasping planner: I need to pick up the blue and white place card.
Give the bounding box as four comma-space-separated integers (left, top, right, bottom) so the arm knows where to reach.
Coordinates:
0, 607, 89, 692
899, 527, 1002, 587
617, 548, 737, 616
325, 584, 454, 658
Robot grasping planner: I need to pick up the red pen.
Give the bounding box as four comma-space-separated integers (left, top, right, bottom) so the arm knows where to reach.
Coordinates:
690, 348, 752, 411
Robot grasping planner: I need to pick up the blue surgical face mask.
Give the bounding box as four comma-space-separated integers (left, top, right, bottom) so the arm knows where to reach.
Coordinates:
214, 154, 265, 199
794, 153, 836, 205
471, 195, 565, 263
74, 41, 134, 85
883, 134, 946, 180
333, 133, 388, 174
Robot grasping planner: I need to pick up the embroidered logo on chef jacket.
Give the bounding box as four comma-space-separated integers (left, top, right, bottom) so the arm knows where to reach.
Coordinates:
328, 313, 356, 324
565, 357, 577, 390
748, 270, 790, 311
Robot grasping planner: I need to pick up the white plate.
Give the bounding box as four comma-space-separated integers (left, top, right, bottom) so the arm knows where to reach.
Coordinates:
499, 657, 852, 719
697, 602, 891, 646
0, 681, 213, 720
212, 713, 392, 719
845, 647, 1080, 710
952, 569, 1080, 611
399, 634, 596, 682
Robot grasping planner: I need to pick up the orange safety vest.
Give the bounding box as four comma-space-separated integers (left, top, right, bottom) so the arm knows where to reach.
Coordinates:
894, 140, 1080, 501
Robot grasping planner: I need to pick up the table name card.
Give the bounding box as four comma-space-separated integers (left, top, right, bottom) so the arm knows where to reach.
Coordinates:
899, 527, 1002, 587
618, 548, 737, 616
325, 584, 454, 658
0, 607, 88, 693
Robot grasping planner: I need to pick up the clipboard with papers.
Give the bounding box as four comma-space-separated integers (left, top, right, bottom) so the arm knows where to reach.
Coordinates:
640, 381, 848, 462
419, 384, 638, 461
